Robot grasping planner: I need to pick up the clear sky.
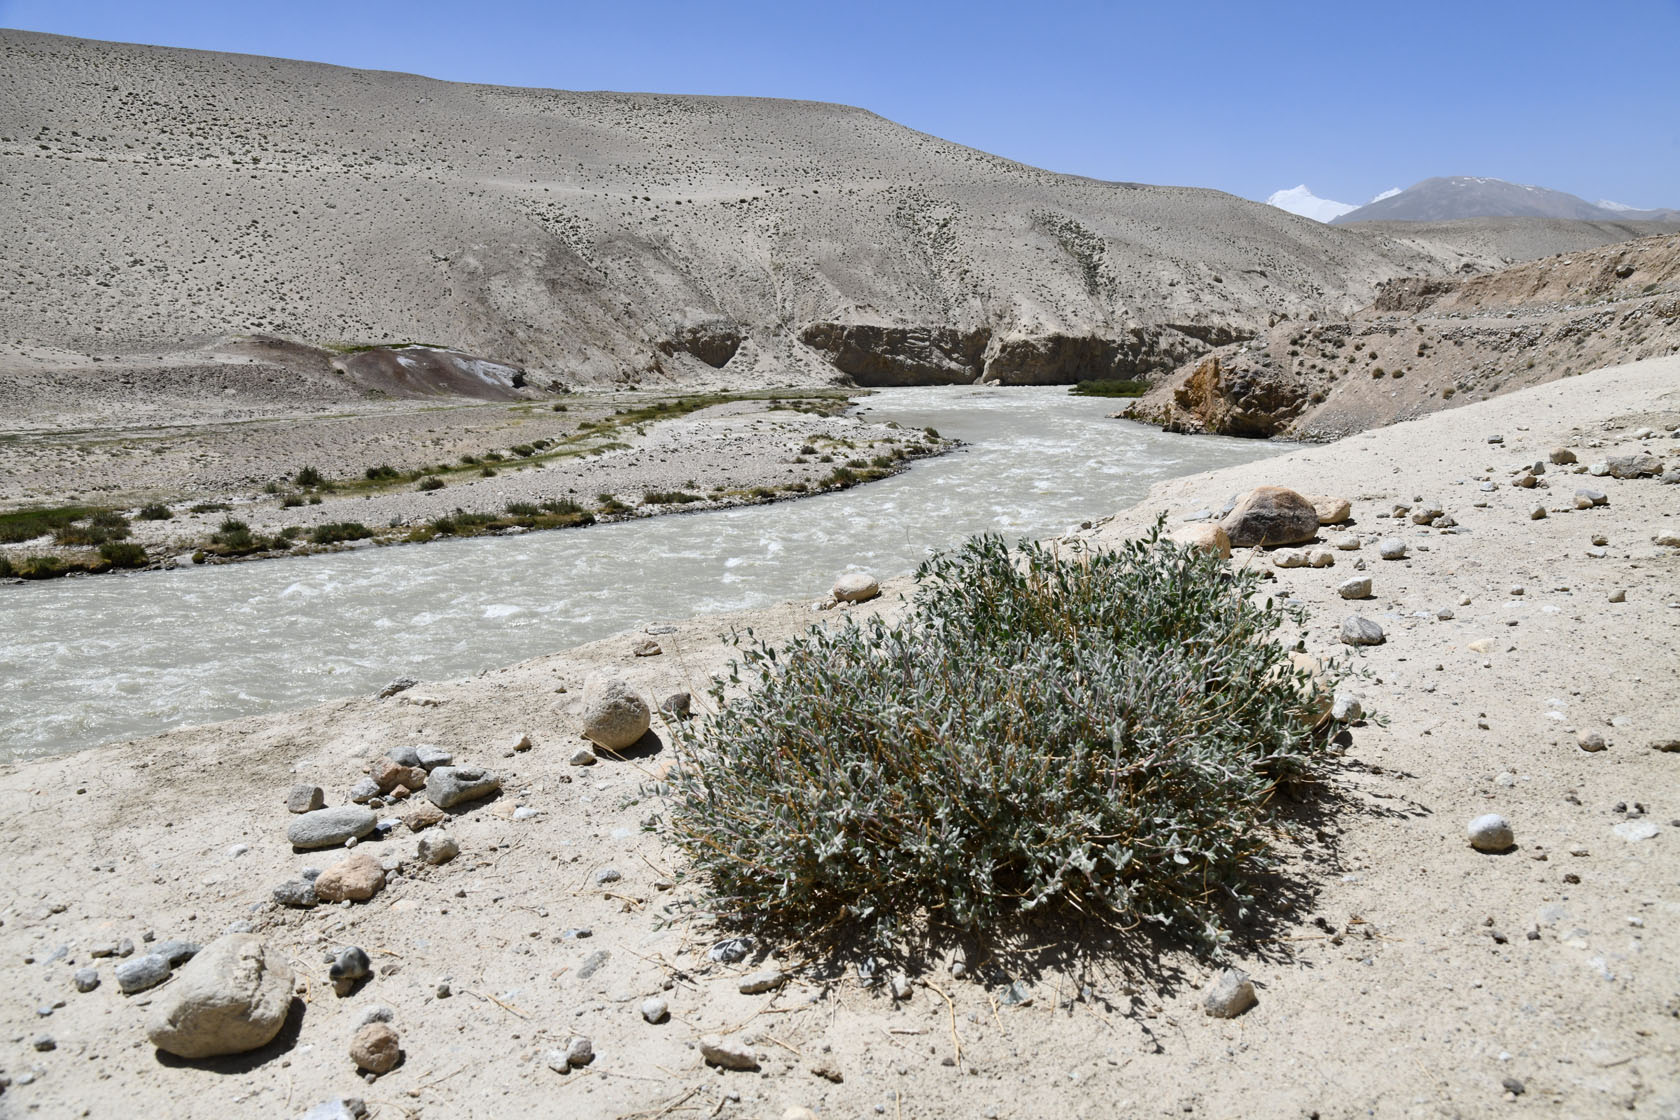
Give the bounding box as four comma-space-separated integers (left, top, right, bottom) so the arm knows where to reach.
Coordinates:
4, 0, 1677, 209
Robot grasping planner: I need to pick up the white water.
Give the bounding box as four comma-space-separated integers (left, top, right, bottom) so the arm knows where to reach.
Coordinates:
0, 388, 1286, 761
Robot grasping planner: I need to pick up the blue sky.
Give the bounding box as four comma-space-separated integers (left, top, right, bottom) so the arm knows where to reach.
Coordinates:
4, 0, 1677, 208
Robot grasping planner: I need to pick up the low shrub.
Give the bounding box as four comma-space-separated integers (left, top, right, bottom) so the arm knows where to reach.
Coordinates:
667, 526, 1339, 950
295, 465, 325, 487
190, 502, 232, 514
642, 490, 702, 505
137, 503, 173, 520
417, 476, 446, 492
53, 510, 131, 547
365, 464, 401, 481
309, 521, 373, 545
98, 540, 148, 568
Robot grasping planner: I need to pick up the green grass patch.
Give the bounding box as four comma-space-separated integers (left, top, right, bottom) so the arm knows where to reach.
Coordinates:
0, 506, 98, 544
309, 522, 374, 545
642, 490, 703, 505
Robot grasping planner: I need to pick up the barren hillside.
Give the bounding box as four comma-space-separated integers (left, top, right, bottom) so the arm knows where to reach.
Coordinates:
0, 30, 1488, 391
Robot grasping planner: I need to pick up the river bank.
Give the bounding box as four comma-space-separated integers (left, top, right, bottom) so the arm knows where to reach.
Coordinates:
1, 358, 1677, 1117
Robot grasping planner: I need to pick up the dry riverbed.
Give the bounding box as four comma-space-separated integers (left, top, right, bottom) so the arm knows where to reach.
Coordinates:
0, 388, 950, 581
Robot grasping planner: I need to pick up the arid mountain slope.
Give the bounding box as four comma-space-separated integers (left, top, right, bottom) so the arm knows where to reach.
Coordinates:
0, 30, 1497, 390
1334, 176, 1680, 225
1122, 234, 1680, 439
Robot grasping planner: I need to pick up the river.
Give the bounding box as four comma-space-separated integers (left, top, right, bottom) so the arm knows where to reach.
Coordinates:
0, 387, 1287, 761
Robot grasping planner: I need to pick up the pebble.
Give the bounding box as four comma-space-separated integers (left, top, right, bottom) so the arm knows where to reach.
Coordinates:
1377, 538, 1407, 560
1613, 820, 1659, 842
699, 1034, 760, 1071
890, 972, 913, 1001
116, 954, 172, 993
287, 805, 378, 849
349, 1022, 401, 1074
632, 638, 662, 657
1308, 548, 1335, 568
708, 938, 753, 963
658, 692, 693, 721
594, 867, 622, 885
388, 746, 422, 767
425, 765, 501, 809
1331, 694, 1363, 723
1202, 968, 1257, 1018
348, 777, 381, 803
417, 832, 460, 865
563, 1035, 595, 1068
1574, 488, 1608, 508
286, 784, 326, 813
1578, 732, 1607, 752
313, 853, 386, 903
641, 995, 670, 1024
1272, 549, 1308, 569
329, 946, 371, 984
1340, 616, 1386, 646
1331, 534, 1361, 550
73, 967, 100, 992
739, 969, 788, 994
33, 1034, 56, 1052
1549, 447, 1577, 464
569, 745, 598, 766
1337, 576, 1372, 600
274, 877, 319, 907
1468, 814, 1515, 852
1529, 505, 1547, 520
356, 1005, 395, 1028
376, 677, 417, 699
155, 940, 201, 966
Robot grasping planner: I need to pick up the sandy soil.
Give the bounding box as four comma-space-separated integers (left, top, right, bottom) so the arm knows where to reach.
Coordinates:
2, 356, 1676, 1118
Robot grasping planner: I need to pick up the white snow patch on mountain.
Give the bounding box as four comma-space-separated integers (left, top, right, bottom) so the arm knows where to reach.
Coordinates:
1370, 187, 1402, 203
1265, 184, 1356, 223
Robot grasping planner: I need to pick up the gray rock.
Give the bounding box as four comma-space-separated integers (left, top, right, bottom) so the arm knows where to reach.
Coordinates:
417, 831, 460, 865
33, 1034, 55, 1051
1377, 538, 1408, 560
415, 746, 453, 770
115, 953, 172, 994
348, 777, 381, 804
286, 784, 325, 814
1219, 486, 1321, 547
73, 967, 100, 993
1578, 731, 1607, 753
329, 946, 371, 983
739, 969, 788, 994
426, 766, 500, 809
288, 806, 377, 849
146, 934, 294, 1058
1549, 448, 1577, 465
1337, 576, 1372, 600
700, 1034, 760, 1071
575, 950, 611, 979
1202, 968, 1257, 1018
1606, 452, 1660, 479
274, 879, 319, 908
1613, 819, 1659, 842
1340, 616, 1386, 646
356, 1005, 394, 1028
1468, 814, 1515, 852
156, 940, 200, 967
376, 678, 417, 699
890, 972, 914, 1001
1587, 461, 1611, 477
388, 746, 421, 767
568, 745, 598, 766
580, 675, 651, 750
1331, 694, 1363, 723
641, 996, 670, 1023
593, 867, 622, 885
1529, 505, 1547, 520
1574, 488, 1608, 508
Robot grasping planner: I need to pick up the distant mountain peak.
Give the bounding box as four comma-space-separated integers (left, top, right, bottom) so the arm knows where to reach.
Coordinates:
1332, 176, 1678, 224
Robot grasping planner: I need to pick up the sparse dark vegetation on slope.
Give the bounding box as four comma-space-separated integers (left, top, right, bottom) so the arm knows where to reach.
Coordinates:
669, 525, 1342, 950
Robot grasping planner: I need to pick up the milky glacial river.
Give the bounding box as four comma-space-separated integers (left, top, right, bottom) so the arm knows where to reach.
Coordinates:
0, 387, 1288, 761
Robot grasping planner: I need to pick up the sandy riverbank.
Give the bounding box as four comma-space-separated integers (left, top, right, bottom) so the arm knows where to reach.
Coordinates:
1, 357, 1676, 1118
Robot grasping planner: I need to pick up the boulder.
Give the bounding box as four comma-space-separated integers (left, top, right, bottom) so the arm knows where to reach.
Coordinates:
287, 806, 377, 850
425, 765, 500, 809
1606, 452, 1660, 479
1167, 523, 1231, 559
580, 675, 651, 750
1305, 495, 1352, 525
1218, 487, 1320, 547
832, 571, 881, 603
145, 934, 293, 1059
1340, 616, 1385, 646
313, 853, 386, 903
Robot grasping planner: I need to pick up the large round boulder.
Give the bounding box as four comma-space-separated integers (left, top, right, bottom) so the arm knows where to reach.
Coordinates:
1219, 486, 1321, 547
581, 675, 650, 750
145, 934, 294, 1059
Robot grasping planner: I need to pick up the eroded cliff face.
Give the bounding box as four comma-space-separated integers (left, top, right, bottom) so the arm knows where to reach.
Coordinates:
1122, 234, 1680, 441
799, 321, 1252, 386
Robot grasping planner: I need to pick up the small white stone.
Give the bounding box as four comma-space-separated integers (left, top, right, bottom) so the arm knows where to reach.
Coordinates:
1468, 814, 1515, 852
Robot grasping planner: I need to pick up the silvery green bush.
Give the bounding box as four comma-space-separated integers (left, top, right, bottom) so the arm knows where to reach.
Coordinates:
667, 525, 1340, 948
